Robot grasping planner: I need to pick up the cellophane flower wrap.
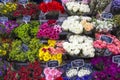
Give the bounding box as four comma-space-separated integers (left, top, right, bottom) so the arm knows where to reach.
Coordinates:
89, 0, 111, 16
91, 56, 120, 80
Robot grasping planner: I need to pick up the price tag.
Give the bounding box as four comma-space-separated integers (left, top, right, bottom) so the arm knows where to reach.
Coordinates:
23, 15, 31, 24
104, 49, 112, 56
101, 12, 113, 19
47, 60, 59, 68
0, 16, 8, 24
1, 0, 9, 5
100, 35, 113, 43
71, 59, 84, 68
18, 0, 28, 8
112, 55, 120, 67
22, 44, 29, 52
43, 0, 52, 3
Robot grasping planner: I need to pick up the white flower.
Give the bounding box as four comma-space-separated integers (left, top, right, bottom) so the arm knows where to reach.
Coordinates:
79, 4, 90, 13
73, 6, 79, 12
63, 35, 95, 57
62, 16, 84, 34
66, 69, 78, 77
80, 16, 92, 21
69, 23, 83, 34
78, 68, 91, 77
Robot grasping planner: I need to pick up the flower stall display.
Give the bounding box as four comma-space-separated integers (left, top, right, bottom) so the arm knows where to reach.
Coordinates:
62, 61, 93, 80
0, 2, 17, 18
4, 61, 44, 80
14, 21, 40, 43
63, 35, 95, 58
39, 40, 65, 64
91, 56, 120, 80
93, 19, 115, 33
61, 16, 94, 34
8, 38, 42, 62
13, 3, 39, 19
37, 20, 62, 40
1, 0, 120, 79
0, 20, 19, 38
65, 1, 90, 16
39, 0, 64, 19
44, 67, 63, 80
93, 33, 120, 56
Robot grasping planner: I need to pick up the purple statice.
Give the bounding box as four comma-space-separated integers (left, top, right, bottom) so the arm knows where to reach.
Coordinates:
4, 21, 19, 34
0, 20, 19, 36
91, 56, 120, 80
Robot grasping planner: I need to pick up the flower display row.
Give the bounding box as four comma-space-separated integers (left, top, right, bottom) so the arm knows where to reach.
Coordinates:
1, 0, 120, 80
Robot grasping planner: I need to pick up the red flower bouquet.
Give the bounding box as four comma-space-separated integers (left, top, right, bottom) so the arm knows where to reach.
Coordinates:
13, 3, 39, 19
39, 0, 64, 13
39, 0, 65, 19
4, 61, 44, 80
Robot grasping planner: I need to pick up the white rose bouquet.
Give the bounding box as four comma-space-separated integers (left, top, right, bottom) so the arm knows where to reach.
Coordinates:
65, 1, 90, 15
63, 35, 95, 57
62, 16, 94, 34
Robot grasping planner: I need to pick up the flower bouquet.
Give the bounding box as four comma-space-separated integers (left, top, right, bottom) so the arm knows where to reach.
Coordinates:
8, 38, 42, 62
39, 0, 64, 19
0, 2, 17, 19
0, 20, 19, 38
37, 20, 62, 40
14, 21, 40, 43
4, 61, 44, 80
61, 16, 94, 35
65, 0, 90, 16
39, 40, 65, 64
63, 35, 95, 58
44, 67, 63, 80
89, 0, 111, 16
91, 56, 120, 80
93, 19, 115, 33
0, 42, 10, 59
13, 3, 39, 19
63, 62, 93, 80
93, 33, 120, 56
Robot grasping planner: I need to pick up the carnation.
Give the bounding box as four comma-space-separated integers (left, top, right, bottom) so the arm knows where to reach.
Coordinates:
63, 35, 95, 57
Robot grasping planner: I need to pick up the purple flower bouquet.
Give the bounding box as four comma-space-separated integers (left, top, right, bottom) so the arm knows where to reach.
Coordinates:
91, 56, 120, 80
